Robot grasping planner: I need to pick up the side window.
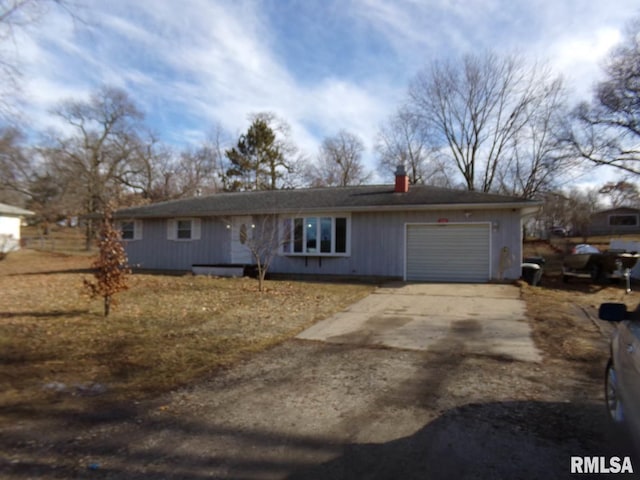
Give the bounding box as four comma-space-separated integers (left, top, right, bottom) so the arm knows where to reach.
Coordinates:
121, 221, 135, 240
177, 220, 192, 239
168, 219, 201, 241
120, 220, 141, 240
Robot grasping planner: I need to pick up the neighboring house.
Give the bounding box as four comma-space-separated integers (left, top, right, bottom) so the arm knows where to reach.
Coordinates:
115, 168, 540, 283
588, 207, 640, 236
0, 203, 35, 253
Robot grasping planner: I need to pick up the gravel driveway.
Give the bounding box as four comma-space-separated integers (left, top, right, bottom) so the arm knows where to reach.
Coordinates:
1, 286, 632, 479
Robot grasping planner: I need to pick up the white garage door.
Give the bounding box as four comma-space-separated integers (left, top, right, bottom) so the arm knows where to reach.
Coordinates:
406, 223, 491, 282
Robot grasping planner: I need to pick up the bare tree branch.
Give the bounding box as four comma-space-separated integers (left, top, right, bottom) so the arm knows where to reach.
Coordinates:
307, 130, 370, 187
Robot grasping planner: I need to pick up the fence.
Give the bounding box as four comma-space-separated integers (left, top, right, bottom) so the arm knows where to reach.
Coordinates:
22, 227, 90, 254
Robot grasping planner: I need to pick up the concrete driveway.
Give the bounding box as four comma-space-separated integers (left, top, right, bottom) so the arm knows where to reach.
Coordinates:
298, 283, 541, 363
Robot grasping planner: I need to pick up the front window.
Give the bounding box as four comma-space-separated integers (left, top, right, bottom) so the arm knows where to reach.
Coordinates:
335, 217, 347, 253
282, 215, 350, 256
306, 218, 317, 252
293, 218, 303, 253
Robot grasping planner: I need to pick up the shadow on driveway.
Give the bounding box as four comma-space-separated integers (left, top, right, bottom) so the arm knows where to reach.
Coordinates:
2, 400, 635, 479
287, 401, 636, 480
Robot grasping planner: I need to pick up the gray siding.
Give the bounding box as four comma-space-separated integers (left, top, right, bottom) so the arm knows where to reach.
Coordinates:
124, 217, 231, 270
270, 209, 524, 281
126, 209, 524, 280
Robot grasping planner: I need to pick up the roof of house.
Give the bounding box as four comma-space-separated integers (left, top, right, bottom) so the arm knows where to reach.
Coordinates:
594, 206, 640, 215
116, 184, 540, 219
0, 202, 35, 217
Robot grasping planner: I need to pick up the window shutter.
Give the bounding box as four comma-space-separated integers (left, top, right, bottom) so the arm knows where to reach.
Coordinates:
167, 219, 177, 240
134, 220, 143, 240
192, 219, 201, 240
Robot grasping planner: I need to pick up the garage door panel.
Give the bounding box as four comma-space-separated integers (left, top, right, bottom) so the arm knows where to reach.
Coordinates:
406, 224, 490, 282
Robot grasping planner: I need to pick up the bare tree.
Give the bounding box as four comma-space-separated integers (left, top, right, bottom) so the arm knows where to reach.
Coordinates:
0, 0, 77, 121
307, 130, 370, 187
568, 18, 640, 175
48, 85, 148, 249
536, 188, 601, 240
567, 187, 602, 241
219, 214, 290, 292
376, 107, 429, 184
536, 191, 571, 235
376, 106, 454, 187
0, 127, 69, 224
134, 125, 229, 202
243, 214, 289, 292
0, 126, 30, 199
599, 179, 640, 208
408, 52, 565, 193
498, 77, 574, 198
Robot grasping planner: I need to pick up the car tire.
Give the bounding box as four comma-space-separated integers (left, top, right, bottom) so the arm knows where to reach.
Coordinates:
605, 358, 624, 424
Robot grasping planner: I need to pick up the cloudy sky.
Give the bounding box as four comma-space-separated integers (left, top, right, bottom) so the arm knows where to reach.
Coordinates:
8, 0, 640, 184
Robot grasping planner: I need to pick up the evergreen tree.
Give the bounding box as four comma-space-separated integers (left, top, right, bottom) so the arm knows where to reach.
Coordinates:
224, 119, 284, 190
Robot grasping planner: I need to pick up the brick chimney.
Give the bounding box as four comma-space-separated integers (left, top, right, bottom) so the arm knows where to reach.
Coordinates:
394, 165, 409, 193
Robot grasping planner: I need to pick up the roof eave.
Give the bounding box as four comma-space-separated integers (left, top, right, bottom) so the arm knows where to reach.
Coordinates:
116, 201, 542, 219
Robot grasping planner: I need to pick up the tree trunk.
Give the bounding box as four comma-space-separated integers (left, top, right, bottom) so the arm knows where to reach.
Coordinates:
257, 265, 265, 292
104, 295, 111, 317
85, 219, 94, 251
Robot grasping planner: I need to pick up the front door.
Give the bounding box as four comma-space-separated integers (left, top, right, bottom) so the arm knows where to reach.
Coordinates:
231, 216, 253, 264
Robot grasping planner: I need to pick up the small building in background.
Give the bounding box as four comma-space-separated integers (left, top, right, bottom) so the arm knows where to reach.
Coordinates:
588, 207, 640, 236
0, 203, 35, 253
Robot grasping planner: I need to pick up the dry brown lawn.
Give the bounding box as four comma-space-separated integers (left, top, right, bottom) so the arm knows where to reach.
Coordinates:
522, 240, 640, 368
3, 236, 639, 426
0, 249, 373, 422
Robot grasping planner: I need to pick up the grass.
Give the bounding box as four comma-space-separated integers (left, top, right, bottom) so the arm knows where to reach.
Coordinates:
4, 230, 638, 423
0, 249, 373, 421
522, 239, 640, 366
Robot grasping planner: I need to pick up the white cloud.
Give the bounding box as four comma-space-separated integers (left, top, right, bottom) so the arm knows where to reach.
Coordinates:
549, 28, 623, 98
7, 0, 640, 184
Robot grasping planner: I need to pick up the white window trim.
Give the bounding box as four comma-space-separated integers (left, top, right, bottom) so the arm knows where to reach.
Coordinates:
281, 213, 351, 257
119, 220, 143, 241
167, 218, 201, 241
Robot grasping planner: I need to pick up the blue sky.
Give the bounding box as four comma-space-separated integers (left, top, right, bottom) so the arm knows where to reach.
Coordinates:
9, 0, 640, 184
